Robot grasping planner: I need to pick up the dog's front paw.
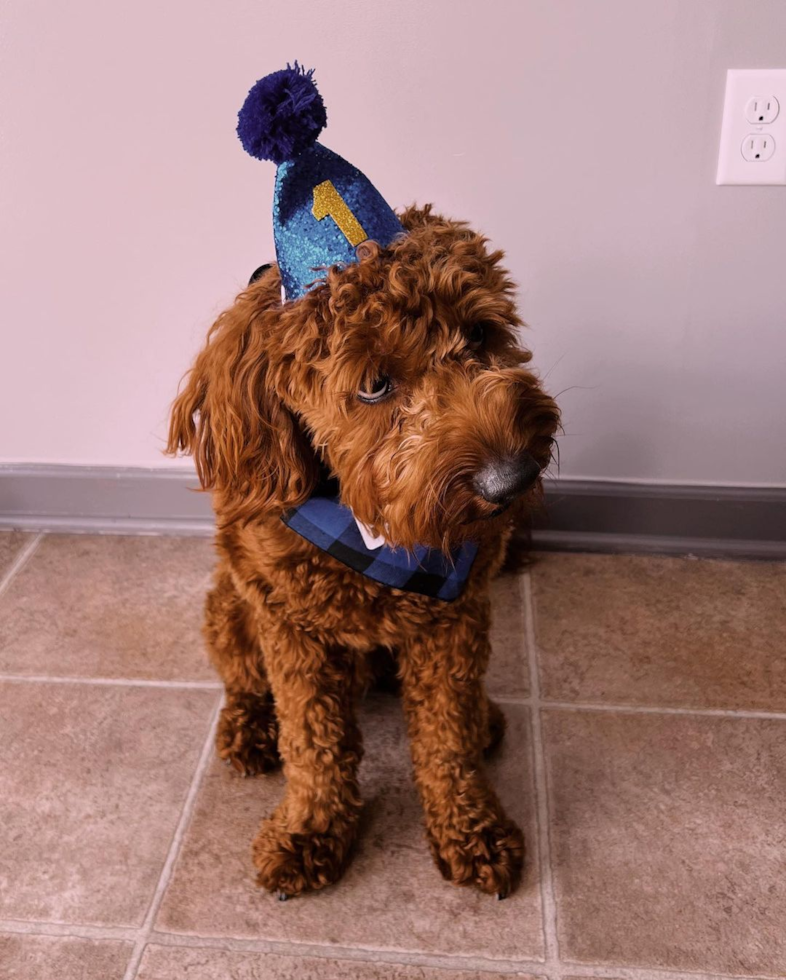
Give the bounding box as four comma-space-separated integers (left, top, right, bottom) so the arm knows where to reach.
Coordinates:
216, 695, 280, 777
429, 818, 524, 898
252, 816, 358, 897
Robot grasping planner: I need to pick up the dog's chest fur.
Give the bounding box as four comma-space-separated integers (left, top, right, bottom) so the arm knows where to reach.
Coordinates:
215, 517, 508, 650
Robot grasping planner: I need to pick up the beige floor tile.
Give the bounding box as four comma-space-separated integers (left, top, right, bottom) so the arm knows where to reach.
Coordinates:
0, 534, 217, 681
544, 709, 786, 974
156, 699, 543, 961
0, 934, 131, 980
487, 573, 529, 698
0, 681, 217, 926
0, 531, 35, 579
0, 934, 131, 979
532, 553, 786, 710
139, 944, 540, 979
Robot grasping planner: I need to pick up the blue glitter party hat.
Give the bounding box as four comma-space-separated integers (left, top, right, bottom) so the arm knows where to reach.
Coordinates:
237, 64, 404, 300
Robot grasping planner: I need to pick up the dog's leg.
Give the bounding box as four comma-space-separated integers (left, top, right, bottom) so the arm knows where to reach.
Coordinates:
204, 569, 280, 776
252, 627, 363, 897
399, 612, 524, 898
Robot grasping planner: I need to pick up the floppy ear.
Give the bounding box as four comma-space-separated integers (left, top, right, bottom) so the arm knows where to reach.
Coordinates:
167, 275, 317, 523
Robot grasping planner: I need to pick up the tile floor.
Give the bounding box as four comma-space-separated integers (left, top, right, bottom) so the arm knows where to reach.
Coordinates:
0, 530, 784, 980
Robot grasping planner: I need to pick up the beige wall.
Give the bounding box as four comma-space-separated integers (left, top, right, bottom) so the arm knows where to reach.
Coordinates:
2, 0, 785, 485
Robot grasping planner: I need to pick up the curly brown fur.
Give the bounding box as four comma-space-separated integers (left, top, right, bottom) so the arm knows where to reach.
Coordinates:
168, 205, 559, 898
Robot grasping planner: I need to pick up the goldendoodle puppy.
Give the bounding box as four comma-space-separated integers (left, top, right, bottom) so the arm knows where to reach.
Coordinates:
167, 203, 559, 899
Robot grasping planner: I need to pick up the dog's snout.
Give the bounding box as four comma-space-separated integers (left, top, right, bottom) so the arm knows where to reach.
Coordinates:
472, 452, 542, 506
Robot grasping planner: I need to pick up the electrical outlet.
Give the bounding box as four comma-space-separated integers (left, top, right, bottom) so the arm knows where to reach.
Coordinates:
716, 69, 786, 185
740, 133, 776, 162
745, 95, 780, 125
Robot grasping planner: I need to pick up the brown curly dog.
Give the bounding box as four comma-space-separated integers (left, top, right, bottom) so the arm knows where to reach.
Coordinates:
167, 204, 559, 900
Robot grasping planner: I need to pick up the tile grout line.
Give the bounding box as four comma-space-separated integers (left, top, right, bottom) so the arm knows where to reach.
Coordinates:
147, 931, 548, 976
0, 531, 44, 600
0, 684, 782, 721
120, 695, 223, 980
145, 931, 786, 980
494, 693, 535, 705
0, 675, 782, 721
542, 701, 786, 721
522, 571, 562, 971
0, 914, 547, 977
499, 696, 786, 722
550, 964, 785, 980
1, 920, 782, 980
0, 674, 222, 690
0, 919, 139, 942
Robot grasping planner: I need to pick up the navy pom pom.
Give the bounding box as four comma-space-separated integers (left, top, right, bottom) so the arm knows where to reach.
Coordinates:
237, 63, 326, 165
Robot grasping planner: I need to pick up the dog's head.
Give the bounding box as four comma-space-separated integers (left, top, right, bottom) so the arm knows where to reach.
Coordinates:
168, 206, 559, 550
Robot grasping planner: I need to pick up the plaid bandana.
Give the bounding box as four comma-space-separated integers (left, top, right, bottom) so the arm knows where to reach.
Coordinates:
282, 494, 478, 602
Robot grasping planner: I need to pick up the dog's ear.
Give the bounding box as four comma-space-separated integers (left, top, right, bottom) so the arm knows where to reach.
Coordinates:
167, 275, 317, 523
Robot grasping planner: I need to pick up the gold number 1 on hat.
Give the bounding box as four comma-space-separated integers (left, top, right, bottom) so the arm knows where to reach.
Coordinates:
312, 180, 367, 247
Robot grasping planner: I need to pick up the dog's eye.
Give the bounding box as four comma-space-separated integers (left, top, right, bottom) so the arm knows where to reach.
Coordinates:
358, 375, 394, 404
468, 323, 486, 349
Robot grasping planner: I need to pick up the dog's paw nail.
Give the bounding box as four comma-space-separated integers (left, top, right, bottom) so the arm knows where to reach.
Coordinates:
277, 891, 289, 902
496, 891, 507, 901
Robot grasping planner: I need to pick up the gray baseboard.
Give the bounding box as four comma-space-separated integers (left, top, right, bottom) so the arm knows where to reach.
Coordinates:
532, 479, 786, 559
0, 465, 213, 536
0, 464, 784, 559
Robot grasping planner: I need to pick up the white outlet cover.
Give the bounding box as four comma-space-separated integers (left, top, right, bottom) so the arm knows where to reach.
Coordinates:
716, 69, 786, 185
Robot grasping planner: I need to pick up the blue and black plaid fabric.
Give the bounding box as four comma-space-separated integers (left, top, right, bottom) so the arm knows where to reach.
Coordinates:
282, 495, 477, 602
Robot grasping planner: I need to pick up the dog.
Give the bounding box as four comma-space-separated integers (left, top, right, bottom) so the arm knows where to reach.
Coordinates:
167, 203, 559, 899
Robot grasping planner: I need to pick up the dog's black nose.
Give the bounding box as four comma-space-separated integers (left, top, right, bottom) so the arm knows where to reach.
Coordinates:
473, 453, 542, 505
